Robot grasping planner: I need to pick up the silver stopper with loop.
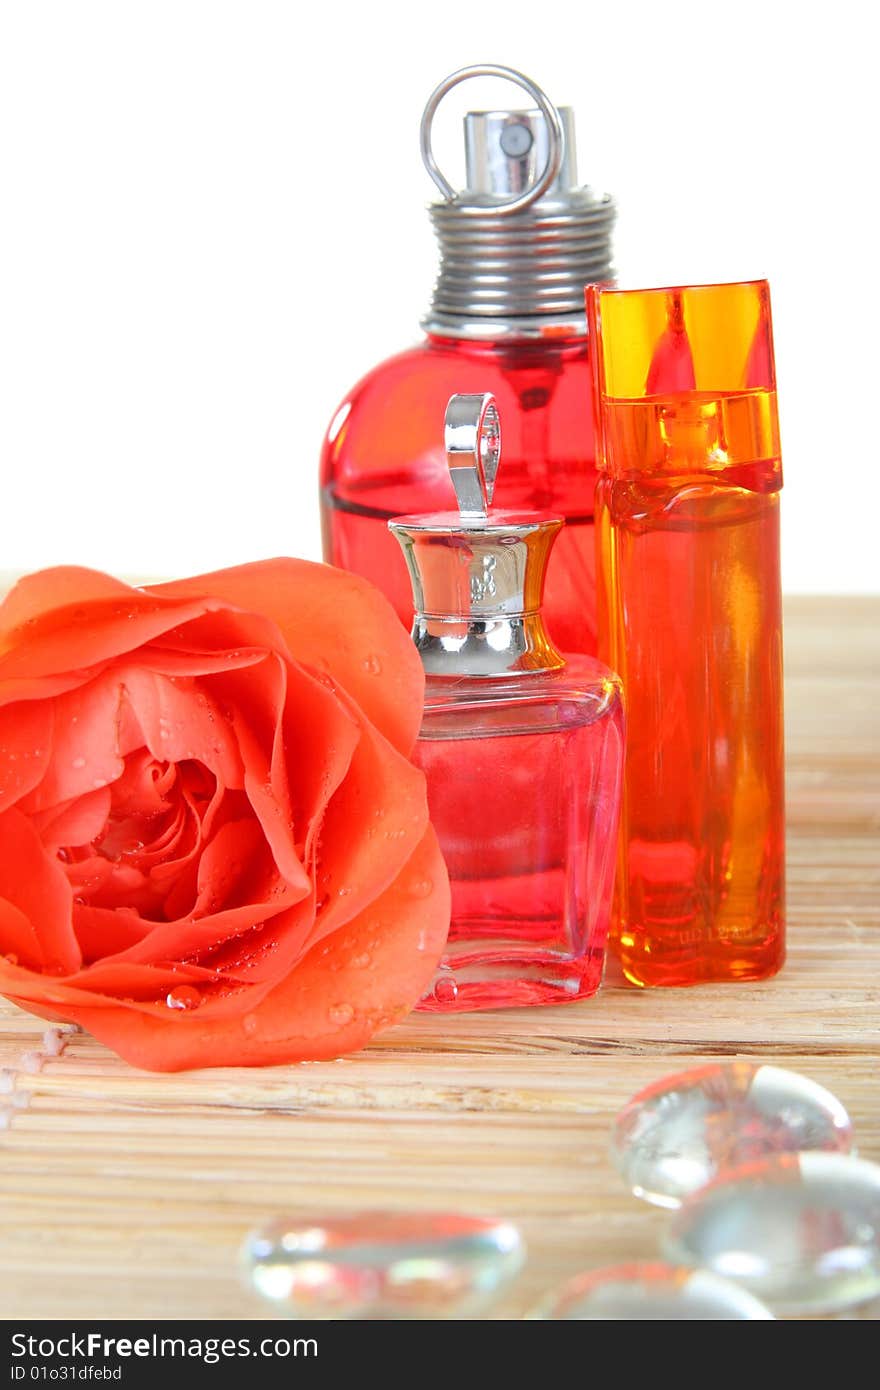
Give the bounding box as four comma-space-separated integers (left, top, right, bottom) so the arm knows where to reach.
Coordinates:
445, 391, 501, 519
388, 394, 565, 677
419, 64, 616, 341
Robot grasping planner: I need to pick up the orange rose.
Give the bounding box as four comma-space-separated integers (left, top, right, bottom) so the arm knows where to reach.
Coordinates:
0, 560, 449, 1070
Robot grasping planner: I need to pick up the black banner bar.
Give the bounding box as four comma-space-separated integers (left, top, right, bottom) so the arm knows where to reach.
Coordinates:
3, 1320, 552, 1385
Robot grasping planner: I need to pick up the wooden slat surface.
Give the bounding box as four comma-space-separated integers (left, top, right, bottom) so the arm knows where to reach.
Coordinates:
1, 596, 878, 1320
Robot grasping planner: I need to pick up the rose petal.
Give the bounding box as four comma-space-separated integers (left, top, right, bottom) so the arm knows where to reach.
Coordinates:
139, 643, 268, 679
0, 826, 448, 1069
0, 808, 80, 973
208, 654, 358, 892
158, 775, 227, 920
0, 900, 45, 974
306, 699, 430, 945
93, 890, 302, 971
73, 906, 153, 961
0, 566, 136, 629
209, 654, 299, 887
194, 906, 312, 985
0, 700, 53, 812
19, 672, 128, 813
233, 826, 449, 1058
44, 959, 246, 1008
0, 902, 311, 1023
114, 667, 245, 789
0, 668, 112, 710
106, 748, 177, 821
0, 582, 222, 682
148, 559, 425, 755
36, 786, 112, 849
22, 664, 244, 821
194, 819, 265, 914
144, 608, 293, 670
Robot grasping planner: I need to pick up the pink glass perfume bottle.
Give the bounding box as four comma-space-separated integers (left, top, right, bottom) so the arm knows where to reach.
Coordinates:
389, 393, 624, 1011
322, 63, 616, 656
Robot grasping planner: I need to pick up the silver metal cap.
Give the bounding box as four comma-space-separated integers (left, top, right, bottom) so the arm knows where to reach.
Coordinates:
463, 106, 578, 200
389, 393, 565, 677
419, 65, 615, 341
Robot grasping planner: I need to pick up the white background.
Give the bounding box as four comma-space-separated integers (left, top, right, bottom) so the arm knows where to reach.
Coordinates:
1, 0, 877, 592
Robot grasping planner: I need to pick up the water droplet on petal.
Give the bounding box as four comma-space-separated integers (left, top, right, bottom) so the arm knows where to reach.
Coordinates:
534, 1262, 774, 1320
362, 654, 382, 675
242, 1212, 524, 1319
242, 1014, 259, 1036
165, 985, 201, 1011
410, 878, 433, 899
611, 1063, 853, 1208
664, 1153, 880, 1315
328, 1002, 355, 1026
433, 975, 459, 1004
350, 953, 371, 969
71, 757, 87, 769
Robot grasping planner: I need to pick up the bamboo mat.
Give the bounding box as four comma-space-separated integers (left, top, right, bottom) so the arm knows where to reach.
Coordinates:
1, 596, 878, 1321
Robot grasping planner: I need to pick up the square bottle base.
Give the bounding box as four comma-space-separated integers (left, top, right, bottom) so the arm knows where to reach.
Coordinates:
418, 948, 606, 1011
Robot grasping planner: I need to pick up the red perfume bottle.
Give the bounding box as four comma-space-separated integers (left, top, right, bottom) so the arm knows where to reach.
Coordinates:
390, 393, 625, 1011
321, 63, 616, 656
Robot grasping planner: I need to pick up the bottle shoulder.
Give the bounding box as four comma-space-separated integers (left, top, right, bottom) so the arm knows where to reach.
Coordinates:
422, 657, 622, 731
327, 338, 584, 411
320, 332, 598, 510
321, 336, 591, 442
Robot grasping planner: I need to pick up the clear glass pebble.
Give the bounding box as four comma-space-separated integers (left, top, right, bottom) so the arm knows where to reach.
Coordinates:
663, 1152, 880, 1315
611, 1062, 853, 1207
242, 1211, 525, 1319
535, 1261, 774, 1320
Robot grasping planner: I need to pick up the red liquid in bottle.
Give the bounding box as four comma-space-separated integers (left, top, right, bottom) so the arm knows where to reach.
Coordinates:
321, 334, 601, 655
416, 662, 624, 1010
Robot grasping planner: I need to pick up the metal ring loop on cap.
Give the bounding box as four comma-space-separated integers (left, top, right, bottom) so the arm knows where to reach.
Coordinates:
445, 392, 501, 517
420, 64, 564, 218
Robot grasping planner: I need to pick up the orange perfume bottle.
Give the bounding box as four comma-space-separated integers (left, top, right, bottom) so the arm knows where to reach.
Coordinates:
587, 281, 785, 987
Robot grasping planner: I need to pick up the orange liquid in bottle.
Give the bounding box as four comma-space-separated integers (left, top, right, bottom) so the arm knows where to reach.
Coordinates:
596, 384, 785, 984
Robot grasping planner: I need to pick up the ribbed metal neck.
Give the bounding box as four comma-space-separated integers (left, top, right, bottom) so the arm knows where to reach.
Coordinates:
421, 106, 615, 342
